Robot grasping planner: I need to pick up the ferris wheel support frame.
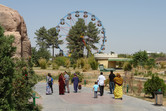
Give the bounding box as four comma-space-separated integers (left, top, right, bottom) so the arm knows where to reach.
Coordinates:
56, 10, 106, 55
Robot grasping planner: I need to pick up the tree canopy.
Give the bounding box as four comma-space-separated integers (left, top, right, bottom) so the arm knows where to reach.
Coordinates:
35, 26, 62, 58
0, 25, 39, 110
66, 18, 100, 61
0, 26, 16, 110
132, 50, 148, 67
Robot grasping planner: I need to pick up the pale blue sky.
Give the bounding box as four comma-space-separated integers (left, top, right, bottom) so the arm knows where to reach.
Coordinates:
1, 0, 166, 54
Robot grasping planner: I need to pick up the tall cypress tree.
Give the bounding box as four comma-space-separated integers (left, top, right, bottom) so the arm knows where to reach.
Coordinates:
0, 26, 16, 110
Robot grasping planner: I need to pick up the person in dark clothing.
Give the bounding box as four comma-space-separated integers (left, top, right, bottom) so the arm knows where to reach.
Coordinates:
48, 73, 54, 93
72, 73, 79, 93
109, 70, 115, 94
59, 73, 65, 95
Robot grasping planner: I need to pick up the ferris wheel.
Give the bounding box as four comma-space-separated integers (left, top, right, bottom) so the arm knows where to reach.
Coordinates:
56, 10, 107, 56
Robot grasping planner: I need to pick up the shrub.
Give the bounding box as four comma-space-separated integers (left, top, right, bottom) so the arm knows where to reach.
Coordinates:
31, 47, 51, 67
38, 58, 47, 69
52, 63, 59, 70
88, 56, 98, 70
13, 58, 38, 110
47, 60, 52, 66
160, 62, 166, 69
83, 64, 91, 72
0, 26, 39, 110
0, 26, 16, 110
144, 74, 166, 98
73, 64, 77, 70
123, 62, 132, 71
76, 58, 86, 69
54, 56, 69, 67
76, 59, 81, 68
82, 58, 90, 72
65, 59, 71, 69
80, 58, 85, 68
70, 71, 84, 82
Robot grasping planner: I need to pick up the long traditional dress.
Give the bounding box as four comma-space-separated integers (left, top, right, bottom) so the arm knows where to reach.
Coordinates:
72, 76, 79, 93
46, 76, 52, 95
59, 75, 65, 95
113, 76, 123, 99
114, 84, 123, 99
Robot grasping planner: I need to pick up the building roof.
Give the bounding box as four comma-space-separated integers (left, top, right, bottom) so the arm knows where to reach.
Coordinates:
94, 53, 118, 59
108, 58, 132, 62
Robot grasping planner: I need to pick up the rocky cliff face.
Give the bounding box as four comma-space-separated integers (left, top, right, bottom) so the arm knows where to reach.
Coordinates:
0, 4, 31, 58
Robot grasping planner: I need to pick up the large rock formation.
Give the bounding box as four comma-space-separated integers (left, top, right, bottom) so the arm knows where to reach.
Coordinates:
0, 4, 31, 58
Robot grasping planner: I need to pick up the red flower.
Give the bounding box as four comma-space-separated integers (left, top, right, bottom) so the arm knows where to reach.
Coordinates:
25, 74, 27, 76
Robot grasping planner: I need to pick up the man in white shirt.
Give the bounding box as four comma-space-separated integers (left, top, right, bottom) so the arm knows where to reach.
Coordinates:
64, 71, 70, 93
97, 72, 106, 96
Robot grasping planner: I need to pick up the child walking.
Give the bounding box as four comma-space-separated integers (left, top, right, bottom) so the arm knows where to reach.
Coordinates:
93, 82, 99, 98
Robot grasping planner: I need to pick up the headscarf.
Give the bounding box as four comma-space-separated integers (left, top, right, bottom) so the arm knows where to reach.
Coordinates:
114, 73, 123, 86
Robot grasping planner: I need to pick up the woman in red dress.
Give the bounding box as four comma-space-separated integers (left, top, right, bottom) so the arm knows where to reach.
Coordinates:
58, 73, 65, 95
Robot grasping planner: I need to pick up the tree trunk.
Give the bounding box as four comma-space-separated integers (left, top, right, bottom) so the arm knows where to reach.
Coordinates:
152, 93, 155, 98
87, 50, 89, 58
52, 45, 54, 59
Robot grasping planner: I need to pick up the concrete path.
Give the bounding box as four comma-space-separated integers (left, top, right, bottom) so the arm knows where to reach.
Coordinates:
35, 82, 166, 111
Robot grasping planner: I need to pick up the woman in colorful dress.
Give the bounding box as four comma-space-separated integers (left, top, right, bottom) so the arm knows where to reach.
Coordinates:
113, 73, 123, 100
46, 73, 52, 95
58, 73, 65, 95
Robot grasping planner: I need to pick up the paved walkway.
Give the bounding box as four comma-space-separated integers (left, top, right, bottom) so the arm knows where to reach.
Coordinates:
35, 82, 166, 111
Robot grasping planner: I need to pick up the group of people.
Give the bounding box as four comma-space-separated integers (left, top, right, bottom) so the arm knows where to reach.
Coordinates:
93, 70, 123, 99
58, 71, 80, 95
46, 71, 80, 95
46, 70, 123, 100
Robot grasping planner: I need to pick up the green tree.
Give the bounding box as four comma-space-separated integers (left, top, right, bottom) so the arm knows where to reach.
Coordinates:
144, 74, 166, 98
46, 27, 63, 58
67, 19, 100, 61
149, 52, 166, 59
37, 48, 51, 61
31, 47, 39, 66
0, 26, 16, 110
146, 58, 155, 69
12, 57, 38, 110
0, 26, 39, 110
132, 50, 148, 68
86, 22, 100, 57
31, 47, 51, 66
35, 26, 48, 49
118, 54, 132, 58
67, 18, 87, 60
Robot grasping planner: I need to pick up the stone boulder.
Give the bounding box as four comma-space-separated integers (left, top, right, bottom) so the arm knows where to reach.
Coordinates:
0, 4, 31, 58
